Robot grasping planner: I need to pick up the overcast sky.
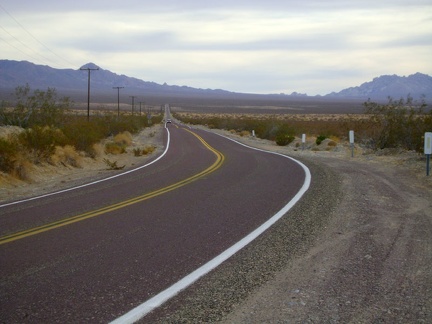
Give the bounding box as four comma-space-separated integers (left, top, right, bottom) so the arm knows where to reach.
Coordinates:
1, 0, 431, 95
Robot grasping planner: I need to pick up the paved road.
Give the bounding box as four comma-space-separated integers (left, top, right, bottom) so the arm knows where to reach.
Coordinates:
0, 123, 306, 323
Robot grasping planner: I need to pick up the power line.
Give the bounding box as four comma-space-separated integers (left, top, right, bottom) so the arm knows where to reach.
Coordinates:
0, 25, 53, 65
0, 34, 52, 65
0, 3, 75, 67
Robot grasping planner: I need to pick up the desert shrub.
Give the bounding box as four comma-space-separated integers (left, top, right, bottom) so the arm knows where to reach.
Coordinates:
364, 96, 431, 151
103, 158, 125, 170
105, 142, 126, 154
61, 119, 106, 156
133, 148, 142, 156
10, 155, 33, 180
0, 84, 72, 128
239, 130, 250, 137
327, 140, 337, 147
316, 135, 327, 145
17, 126, 67, 163
142, 145, 156, 155
50, 145, 82, 167
0, 137, 18, 173
275, 134, 295, 146
114, 132, 132, 146
133, 145, 156, 156
92, 143, 105, 157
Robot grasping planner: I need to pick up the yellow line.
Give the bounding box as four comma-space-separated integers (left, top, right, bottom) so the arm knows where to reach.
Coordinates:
0, 129, 224, 245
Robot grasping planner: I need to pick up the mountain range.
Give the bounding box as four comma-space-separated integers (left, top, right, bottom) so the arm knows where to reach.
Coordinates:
1, 60, 431, 102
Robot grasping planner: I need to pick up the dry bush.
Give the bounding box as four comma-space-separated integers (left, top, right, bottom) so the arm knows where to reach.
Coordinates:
114, 131, 132, 146
133, 148, 142, 156
11, 156, 32, 181
103, 158, 125, 170
239, 130, 250, 137
142, 145, 156, 155
92, 143, 105, 157
50, 145, 82, 167
134, 145, 156, 156
327, 140, 337, 147
105, 142, 126, 155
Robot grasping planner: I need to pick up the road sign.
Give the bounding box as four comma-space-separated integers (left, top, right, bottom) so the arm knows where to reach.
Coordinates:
425, 132, 432, 155
349, 130, 354, 144
425, 132, 432, 176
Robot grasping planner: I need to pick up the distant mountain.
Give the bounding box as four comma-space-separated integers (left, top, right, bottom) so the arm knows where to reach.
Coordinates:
326, 73, 432, 101
0, 60, 232, 99
1, 60, 431, 103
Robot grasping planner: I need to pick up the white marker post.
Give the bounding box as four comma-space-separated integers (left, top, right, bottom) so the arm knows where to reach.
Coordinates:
302, 134, 306, 151
349, 130, 355, 157
252, 130, 255, 137
425, 132, 432, 176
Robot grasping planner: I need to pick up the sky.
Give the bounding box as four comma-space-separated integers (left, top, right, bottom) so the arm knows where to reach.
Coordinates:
1, 0, 431, 96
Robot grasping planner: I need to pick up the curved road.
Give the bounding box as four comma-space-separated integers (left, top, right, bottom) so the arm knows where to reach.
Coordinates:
0, 122, 308, 323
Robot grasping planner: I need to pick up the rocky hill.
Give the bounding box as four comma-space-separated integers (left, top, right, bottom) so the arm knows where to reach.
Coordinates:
326, 73, 432, 101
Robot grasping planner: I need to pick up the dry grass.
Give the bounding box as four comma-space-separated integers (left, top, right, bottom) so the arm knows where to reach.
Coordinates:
50, 145, 82, 168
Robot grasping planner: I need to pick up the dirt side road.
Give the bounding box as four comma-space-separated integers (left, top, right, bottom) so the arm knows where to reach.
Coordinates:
221, 153, 432, 323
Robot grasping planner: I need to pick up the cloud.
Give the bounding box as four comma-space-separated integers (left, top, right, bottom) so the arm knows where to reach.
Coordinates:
1, 0, 432, 95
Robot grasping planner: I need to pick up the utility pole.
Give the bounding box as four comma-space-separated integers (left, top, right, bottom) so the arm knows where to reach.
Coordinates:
80, 67, 99, 121
130, 96, 136, 116
139, 101, 145, 116
113, 86, 124, 117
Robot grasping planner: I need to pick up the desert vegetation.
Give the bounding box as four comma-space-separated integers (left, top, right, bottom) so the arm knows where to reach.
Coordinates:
0, 85, 162, 179
174, 96, 431, 151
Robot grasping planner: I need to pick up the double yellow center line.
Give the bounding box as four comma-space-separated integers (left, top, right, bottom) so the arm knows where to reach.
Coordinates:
0, 129, 224, 245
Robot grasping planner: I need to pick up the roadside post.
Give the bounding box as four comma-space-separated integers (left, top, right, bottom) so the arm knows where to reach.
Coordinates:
349, 130, 355, 157
425, 132, 432, 176
252, 130, 255, 137
302, 134, 306, 151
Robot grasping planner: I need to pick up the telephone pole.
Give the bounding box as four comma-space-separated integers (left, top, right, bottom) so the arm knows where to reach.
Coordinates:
80, 67, 99, 121
139, 101, 143, 116
130, 96, 136, 115
113, 86, 124, 117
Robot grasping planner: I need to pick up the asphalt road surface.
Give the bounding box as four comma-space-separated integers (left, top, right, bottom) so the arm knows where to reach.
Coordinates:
0, 123, 307, 323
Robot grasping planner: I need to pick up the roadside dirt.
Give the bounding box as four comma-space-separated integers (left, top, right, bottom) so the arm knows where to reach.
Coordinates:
1, 123, 431, 322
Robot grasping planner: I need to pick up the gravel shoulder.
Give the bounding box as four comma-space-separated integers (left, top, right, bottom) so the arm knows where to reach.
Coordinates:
1, 124, 431, 323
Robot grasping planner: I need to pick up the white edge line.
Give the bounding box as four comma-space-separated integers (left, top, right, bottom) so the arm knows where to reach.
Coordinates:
0, 126, 171, 208
110, 131, 311, 324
